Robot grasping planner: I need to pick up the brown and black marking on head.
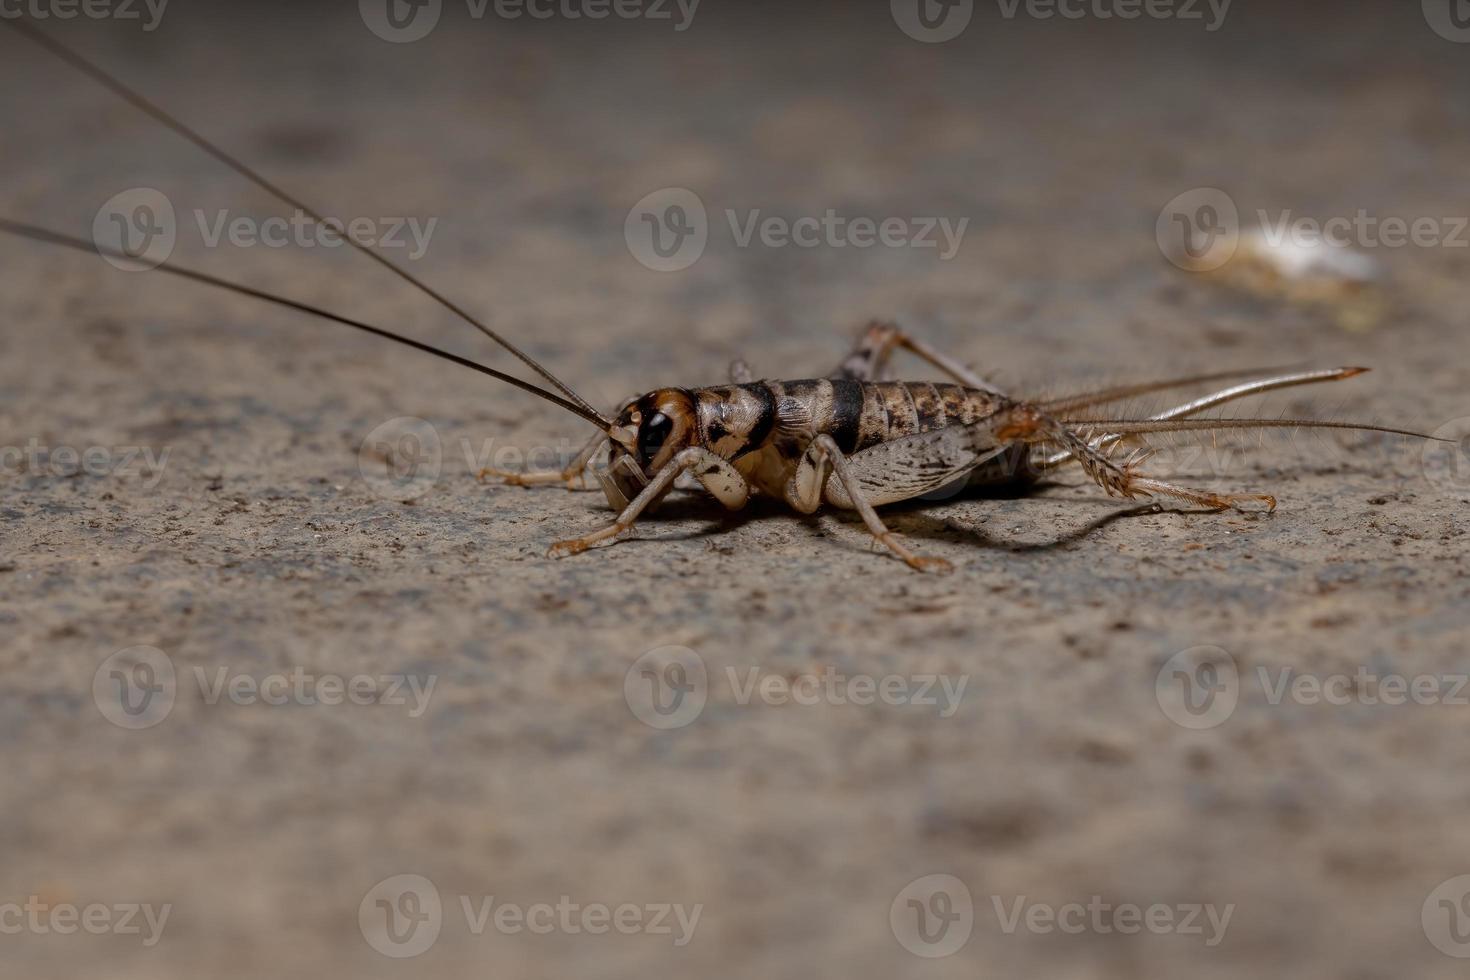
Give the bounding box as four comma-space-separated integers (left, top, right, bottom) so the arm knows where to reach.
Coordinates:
599, 387, 700, 510
610, 388, 700, 472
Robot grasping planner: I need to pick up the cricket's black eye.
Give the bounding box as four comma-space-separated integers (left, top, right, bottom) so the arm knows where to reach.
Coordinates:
638, 412, 673, 463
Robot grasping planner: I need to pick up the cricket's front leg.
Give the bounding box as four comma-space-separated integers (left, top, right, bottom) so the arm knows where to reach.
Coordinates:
548, 448, 749, 558
478, 430, 607, 490
785, 434, 953, 574
480, 395, 639, 491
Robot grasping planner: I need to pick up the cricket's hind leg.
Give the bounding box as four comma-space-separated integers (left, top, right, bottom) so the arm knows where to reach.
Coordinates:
1034, 367, 1368, 471
828, 320, 1004, 394
1116, 475, 1276, 512
998, 406, 1276, 512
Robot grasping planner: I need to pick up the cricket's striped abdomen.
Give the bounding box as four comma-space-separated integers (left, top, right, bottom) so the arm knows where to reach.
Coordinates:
694, 379, 1004, 459
686, 378, 1008, 507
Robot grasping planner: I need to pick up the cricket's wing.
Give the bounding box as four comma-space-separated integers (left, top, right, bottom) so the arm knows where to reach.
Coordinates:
824, 424, 1008, 508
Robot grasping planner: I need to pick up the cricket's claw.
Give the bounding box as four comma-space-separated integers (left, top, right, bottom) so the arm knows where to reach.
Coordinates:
907, 555, 954, 575
1230, 493, 1277, 513
478, 467, 523, 485
479, 467, 589, 490
547, 537, 591, 558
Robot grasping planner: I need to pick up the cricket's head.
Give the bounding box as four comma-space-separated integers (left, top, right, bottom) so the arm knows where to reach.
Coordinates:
600, 388, 699, 510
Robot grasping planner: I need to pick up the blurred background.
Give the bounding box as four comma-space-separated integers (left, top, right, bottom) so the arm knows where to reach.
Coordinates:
2, 1, 1468, 978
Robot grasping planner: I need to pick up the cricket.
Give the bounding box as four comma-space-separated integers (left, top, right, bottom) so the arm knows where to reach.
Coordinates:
1, 18, 1440, 574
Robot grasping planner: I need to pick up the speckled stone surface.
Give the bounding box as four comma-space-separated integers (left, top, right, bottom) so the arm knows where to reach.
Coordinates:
2, 2, 1469, 977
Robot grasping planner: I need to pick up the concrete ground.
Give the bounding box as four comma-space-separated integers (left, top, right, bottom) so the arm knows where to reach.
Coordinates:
2, 1, 1469, 977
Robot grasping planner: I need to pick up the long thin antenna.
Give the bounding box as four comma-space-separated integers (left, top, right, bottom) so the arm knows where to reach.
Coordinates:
2, 16, 613, 429
0, 217, 612, 430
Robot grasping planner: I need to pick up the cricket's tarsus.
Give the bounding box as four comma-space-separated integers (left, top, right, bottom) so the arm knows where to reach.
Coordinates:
0, 20, 1443, 573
